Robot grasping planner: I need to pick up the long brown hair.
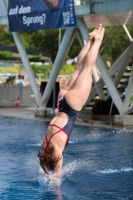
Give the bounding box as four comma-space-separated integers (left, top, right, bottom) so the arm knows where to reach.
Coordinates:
38, 148, 61, 174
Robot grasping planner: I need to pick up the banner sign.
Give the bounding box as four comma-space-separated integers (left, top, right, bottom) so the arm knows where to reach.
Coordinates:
8, 0, 77, 32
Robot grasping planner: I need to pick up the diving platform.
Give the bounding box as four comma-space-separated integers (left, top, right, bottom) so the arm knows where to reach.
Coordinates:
0, 0, 133, 117
75, 0, 133, 27
1, 0, 133, 27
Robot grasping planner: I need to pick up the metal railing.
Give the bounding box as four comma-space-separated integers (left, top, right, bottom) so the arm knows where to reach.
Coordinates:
35, 74, 71, 82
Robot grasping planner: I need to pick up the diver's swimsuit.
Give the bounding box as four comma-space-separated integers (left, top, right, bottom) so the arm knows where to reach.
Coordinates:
45, 124, 68, 149
45, 97, 80, 147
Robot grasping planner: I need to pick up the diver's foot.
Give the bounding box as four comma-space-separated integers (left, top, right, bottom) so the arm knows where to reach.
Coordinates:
89, 24, 102, 40
94, 27, 105, 42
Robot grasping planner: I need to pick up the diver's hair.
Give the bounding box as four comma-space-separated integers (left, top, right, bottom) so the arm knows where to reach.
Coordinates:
38, 148, 61, 174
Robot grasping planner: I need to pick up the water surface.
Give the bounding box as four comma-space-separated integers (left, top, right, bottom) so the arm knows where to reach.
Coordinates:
0, 116, 133, 200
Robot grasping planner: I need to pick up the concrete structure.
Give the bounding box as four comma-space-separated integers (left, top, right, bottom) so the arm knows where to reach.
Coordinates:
0, 85, 37, 107
114, 115, 133, 126
0, 0, 133, 122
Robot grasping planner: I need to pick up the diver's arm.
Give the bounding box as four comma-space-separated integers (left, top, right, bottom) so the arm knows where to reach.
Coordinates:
54, 156, 63, 178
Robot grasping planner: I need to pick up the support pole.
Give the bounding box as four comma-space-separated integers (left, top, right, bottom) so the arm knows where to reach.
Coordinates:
112, 41, 133, 91
123, 61, 133, 111
58, 28, 61, 49
12, 32, 42, 106
125, 103, 133, 115
40, 27, 76, 107
96, 55, 124, 114
77, 17, 105, 100
105, 43, 133, 99
108, 46, 128, 77
86, 45, 130, 104
123, 24, 133, 42
100, 26, 122, 53
101, 26, 116, 45
76, 29, 84, 48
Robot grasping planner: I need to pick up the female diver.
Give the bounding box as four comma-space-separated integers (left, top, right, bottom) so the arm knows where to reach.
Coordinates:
38, 24, 105, 178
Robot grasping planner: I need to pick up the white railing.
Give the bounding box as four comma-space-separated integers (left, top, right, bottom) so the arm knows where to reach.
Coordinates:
36, 74, 71, 82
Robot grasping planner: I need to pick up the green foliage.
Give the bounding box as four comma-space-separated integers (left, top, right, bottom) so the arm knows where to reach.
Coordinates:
0, 63, 22, 73
31, 64, 53, 75
29, 54, 42, 61
0, 51, 13, 59
21, 29, 60, 61
67, 35, 81, 59
60, 64, 76, 74
0, 25, 15, 46
101, 25, 133, 65
0, 24, 133, 67
31, 63, 75, 75
65, 55, 70, 61
31, 64, 43, 74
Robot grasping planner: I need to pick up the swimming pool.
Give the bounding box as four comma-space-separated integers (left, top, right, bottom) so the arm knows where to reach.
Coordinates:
0, 116, 133, 200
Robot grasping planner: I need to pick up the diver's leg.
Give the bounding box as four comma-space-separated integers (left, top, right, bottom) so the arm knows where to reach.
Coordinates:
65, 27, 105, 111
58, 24, 102, 98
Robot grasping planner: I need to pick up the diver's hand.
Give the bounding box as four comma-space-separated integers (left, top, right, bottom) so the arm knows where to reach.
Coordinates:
53, 173, 60, 179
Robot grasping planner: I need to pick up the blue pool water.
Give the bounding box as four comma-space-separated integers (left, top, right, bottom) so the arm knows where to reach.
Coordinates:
0, 116, 133, 200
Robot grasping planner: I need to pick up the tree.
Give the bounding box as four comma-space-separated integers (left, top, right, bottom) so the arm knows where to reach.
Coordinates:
0, 25, 15, 46
0, 51, 13, 59
0, 24, 133, 66
101, 25, 133, 66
